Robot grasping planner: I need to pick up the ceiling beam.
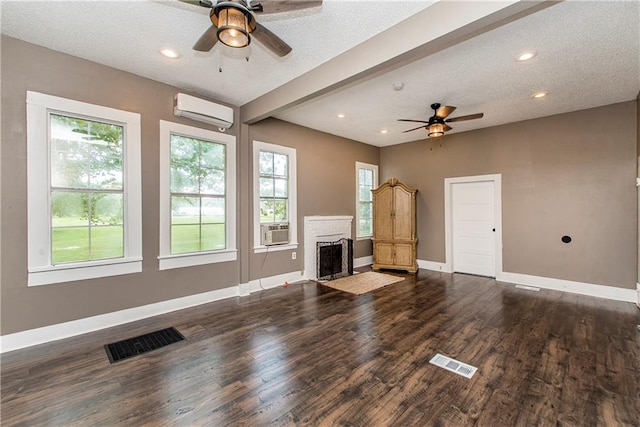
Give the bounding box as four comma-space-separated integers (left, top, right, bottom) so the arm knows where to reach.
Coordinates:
240, 0, 558, 124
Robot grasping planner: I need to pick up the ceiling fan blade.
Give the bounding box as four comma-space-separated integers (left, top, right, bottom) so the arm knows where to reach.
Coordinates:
402, 125, 428, 133
252, 22, 292, 57
252, 0, 322, 14
444, 124, 453, 132
446, 113, 484, 123
398, 119, 429, 124
435, 105, 456, 118
193, 24, 219, 52
178, 0, 213, 8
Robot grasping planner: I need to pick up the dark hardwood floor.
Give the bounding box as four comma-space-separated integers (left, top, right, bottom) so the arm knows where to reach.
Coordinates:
2, 270, 639, 426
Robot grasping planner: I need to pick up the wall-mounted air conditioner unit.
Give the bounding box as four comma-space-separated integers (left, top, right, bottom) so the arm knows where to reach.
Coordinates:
174, 93, 234, 131
261, 223, 290, 246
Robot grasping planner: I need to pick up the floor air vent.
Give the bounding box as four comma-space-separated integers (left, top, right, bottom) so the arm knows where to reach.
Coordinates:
429, 353, 477, 379
104, 327, 185, 363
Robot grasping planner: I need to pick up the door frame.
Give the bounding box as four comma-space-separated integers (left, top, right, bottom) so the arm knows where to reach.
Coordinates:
444, 174, 503, 278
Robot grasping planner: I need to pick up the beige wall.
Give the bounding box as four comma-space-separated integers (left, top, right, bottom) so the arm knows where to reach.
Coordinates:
248, 118, 379, 279
0, 37, 380, 335
637, 92, 640, 287
381, 101, 638, 289
0, 37, 244, 334
1, 35, 637, 337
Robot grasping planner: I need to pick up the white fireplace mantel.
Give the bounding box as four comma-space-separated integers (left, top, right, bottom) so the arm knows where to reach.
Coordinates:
304, 216, 353, 280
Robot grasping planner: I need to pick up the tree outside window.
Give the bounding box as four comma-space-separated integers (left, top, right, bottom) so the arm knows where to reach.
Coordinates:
259, 150, 288, 223
50, 114, 124, 264
356, 162, 378, 238
170, 134, 226, 254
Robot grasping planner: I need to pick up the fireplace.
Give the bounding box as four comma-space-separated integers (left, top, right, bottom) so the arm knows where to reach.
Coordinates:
303, 216, 353, 280
317, 238, 353, 281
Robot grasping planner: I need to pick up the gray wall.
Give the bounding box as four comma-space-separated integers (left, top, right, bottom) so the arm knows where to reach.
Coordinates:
381, 101, 638, 289
637, 92, 640, 288
1, 37, 243, 334
0, 37, 379, 335
248, 118, 379, 280
1, 35, 637, 336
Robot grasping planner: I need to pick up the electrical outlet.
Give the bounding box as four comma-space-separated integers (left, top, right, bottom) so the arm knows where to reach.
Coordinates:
292, 252, 296, 260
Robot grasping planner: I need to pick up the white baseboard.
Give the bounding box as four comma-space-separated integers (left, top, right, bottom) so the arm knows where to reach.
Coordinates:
499, 272, 637, 303
417, 259, 449, 272
354, 256, 373, 268
0, 271, 304, 354
239, 282, 251, 297
247, 271, 305, 293
416, 260, 635, 303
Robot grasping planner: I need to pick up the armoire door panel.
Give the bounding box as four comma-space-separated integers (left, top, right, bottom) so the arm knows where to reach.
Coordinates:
393, 188, 413, 240
375, 242, 394, 265
373, 186, 393, 240
393, 243, 413, 267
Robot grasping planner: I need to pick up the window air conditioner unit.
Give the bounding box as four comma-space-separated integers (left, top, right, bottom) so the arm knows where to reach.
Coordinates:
174, 93, 234, 131
261, 223, 290, 246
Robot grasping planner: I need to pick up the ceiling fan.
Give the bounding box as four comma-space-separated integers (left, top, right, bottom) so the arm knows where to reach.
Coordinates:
183, 0, 322, 57
398, 103, 484, 138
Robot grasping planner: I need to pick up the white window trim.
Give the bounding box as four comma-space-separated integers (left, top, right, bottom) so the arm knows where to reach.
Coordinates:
158, 120, 237, 270
26, 91, 142, 286
356, 161, 379, 240
253, 140, 298, 253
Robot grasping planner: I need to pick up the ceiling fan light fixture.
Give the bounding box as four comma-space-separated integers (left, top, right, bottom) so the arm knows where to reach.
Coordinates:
212, 2, 257, 48
427, 123, 445, 138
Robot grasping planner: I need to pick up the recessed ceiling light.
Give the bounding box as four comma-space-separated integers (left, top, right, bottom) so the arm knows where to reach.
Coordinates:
531, 91, 548, 99
337, 113, 345, 119
380, 129, 389, 134
391, 82, 405, 91
160, 48, 179, 59
516, 50, 537, 62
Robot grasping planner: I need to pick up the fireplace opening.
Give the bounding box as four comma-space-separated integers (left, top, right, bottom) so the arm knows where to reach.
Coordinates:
316, 238, 353, 281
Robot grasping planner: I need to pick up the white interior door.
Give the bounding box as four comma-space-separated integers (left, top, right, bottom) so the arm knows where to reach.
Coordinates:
451, 181, 496, 277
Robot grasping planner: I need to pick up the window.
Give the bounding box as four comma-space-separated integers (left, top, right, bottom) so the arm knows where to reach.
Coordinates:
356, 162, 378, 238
259, 151, 289, 224
253, 141, 297, 252
27, 92, 142, 286
158, 121, 236, 270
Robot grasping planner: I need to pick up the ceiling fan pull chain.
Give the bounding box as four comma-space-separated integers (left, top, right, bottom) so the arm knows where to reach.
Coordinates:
219, 49, 226, 73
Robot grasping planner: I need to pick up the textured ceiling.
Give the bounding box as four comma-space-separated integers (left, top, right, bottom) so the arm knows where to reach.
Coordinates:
2, 1, 639, 147
1, 0, 433, 106
276, 0, 640, 146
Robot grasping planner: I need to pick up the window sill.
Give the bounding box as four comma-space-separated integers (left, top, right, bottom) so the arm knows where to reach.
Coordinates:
253, 243, 299, 254
28, 258, 143, 286
158, 249, 237, 270
356, 236, 373, 241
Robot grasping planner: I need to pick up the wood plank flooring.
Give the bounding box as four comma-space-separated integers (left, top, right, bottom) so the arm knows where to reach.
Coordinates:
2, 270, 639, 426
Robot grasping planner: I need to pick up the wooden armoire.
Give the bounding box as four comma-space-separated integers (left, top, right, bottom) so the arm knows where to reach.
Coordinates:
372, 178, 418, 273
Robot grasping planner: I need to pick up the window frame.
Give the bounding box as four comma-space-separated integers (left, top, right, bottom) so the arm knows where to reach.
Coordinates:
252, 141, 297, 253
26, 91, 142, 286
355, 161, 379, 239
158, 120, 237, 270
